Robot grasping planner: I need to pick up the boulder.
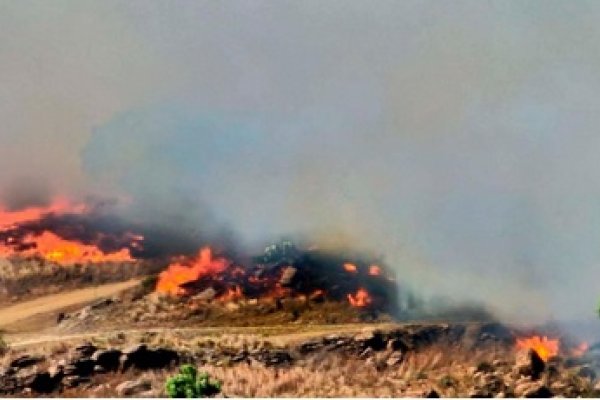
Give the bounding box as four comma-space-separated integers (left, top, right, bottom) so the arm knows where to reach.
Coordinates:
74, 342, 97, 358
92, 349, 122, 372
121, 345, 179, 370
63, 358, 95, 377
354, 329, 386, 351
25, 372, 61, 394
116, 378, 152, 396
9, 355, 44, 369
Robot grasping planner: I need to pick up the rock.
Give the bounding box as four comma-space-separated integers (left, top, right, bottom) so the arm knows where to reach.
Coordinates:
386, 351, 403, 366
74, 342, 97, 358
354, 329, 386, 351
387, 338, 409, 352
62, 375, 91, 388
25, 372, 61, 394
47, 364, 64, 379
252, 350, 293, 366
195, 287, 217, 302
523, 384, 552, 398
297, 340, 322, 354
63, 358, 95, 377
92, 349, 122, 372
9, 355, 44, 369
121, 345, 179, 370
279, 267, 297, 286
515, 349, 545, 379
116, 379, 152, 396
90, 298, 114, 310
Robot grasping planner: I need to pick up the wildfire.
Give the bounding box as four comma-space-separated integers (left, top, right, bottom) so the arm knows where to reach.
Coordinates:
368, 265, 381, 276
571, 342, 589, 357
156, 247, 230, 296
343, 263, 358, 273
0, 197, 86, 228
219, 285, 244, 302
347, 288, 372, 307
24, 231, 135, 263
0, 198, 142, 264
516, 336, 560, 361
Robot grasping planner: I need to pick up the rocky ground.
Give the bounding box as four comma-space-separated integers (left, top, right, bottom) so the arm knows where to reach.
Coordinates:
54, 292, 391, 333
2, 323, 600, 397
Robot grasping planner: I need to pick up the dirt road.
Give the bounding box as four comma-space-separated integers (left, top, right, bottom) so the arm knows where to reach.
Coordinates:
0, 279, 140, 329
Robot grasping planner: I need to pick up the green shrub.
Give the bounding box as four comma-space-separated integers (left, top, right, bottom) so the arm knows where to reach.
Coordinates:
165, 364, 222, 398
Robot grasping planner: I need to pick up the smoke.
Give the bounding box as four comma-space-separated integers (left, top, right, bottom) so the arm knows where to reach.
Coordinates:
3, 1, 600, 323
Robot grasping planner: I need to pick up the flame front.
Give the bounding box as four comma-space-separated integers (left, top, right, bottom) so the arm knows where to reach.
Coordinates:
516, 336, 560, 361
0, 199, 142, 264
156, 247, 230, 296
347, 288, 372, 307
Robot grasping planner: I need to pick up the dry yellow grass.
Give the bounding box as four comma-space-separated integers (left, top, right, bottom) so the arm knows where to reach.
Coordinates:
57, 345, 505, 397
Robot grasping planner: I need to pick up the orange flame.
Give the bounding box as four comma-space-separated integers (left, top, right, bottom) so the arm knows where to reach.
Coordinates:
347, 288, 372, 307
219, 285, 243, 302
571, 342, 589, 357
21, 231, 136, 263
343, 263, 357, 273
0, 198, 140, 264
368, 265, 381, 276
156, 247, 230, 296
516, 336, 560, 361
0, 198, 86, 228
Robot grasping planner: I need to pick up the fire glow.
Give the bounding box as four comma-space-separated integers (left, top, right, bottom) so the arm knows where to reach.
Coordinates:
156, 247, 230, 296
154, 245, 391, 310
0, 198, 143, 264
516, 336, 560, 361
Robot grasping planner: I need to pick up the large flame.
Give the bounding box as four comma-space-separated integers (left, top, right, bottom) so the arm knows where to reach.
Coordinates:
516, 336, 560, 361
0, 198, 86, 228
156, 247, 230, 296
0, 198, 142, 264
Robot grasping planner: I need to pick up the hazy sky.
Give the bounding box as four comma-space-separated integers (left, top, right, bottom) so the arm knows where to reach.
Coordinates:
2, 0, 600, 320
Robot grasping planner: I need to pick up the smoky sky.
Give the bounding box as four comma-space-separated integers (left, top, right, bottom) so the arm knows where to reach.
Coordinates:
2, 0, 600, 321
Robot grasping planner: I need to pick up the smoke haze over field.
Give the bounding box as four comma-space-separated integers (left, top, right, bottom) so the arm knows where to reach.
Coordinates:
2, 0, 600, 321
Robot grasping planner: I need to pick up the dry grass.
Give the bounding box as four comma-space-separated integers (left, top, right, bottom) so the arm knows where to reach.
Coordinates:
119, 345, 504, 398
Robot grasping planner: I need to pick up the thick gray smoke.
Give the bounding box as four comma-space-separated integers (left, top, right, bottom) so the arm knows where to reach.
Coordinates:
2, 1, 600, 324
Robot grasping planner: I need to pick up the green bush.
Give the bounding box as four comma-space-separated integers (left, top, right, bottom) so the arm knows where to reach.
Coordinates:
165, 364, 222, 398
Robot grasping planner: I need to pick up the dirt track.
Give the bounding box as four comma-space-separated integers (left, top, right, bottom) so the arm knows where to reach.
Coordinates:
0, 279, 140, 329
